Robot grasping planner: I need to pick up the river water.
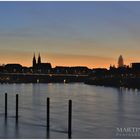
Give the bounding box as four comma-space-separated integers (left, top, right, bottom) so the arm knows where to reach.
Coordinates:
0, 83, 140, 138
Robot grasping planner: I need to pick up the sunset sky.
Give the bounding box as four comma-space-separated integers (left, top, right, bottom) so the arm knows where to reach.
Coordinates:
0, 1, 140, 68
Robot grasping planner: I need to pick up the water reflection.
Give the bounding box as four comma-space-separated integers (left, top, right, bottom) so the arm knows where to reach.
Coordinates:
32, 84, 42, 116
0, 84, 140, 138
46, 127, 50, 139
4, 118, 8, 138
15, 120, 19, 138
116, 88, 125, 126
32, 84, 41, 101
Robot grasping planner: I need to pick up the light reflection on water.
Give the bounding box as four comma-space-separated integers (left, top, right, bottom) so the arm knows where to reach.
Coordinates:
0, 83, 140, 138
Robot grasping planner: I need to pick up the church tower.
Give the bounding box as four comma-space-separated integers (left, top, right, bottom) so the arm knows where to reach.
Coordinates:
38, 53, 41, 64
33, 53, 36, 67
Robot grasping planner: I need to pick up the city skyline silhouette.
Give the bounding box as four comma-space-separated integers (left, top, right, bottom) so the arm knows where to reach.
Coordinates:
0, 52, 129, 69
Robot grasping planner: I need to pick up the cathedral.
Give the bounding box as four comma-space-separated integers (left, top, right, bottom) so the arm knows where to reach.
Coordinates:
32, 53, 52, 73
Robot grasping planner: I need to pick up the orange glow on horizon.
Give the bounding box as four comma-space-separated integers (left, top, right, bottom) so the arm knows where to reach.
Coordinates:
0, 51, 137, 69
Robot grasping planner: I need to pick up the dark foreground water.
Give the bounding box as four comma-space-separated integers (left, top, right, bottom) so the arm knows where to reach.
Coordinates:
0, 83, 140, 139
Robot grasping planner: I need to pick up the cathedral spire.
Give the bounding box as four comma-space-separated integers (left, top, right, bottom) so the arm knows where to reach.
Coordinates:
33, 53, 36, 67
38, 52, 41, 64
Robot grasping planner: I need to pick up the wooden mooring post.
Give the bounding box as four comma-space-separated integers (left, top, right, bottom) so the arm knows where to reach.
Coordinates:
5, 93, 7, 118
47, 97, 50, 131
68, 100, 72, 139
16, 94, 19, 122
3, 93, 73, 138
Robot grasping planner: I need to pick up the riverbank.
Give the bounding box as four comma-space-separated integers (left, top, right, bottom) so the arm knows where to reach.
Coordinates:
0, 73, 88, 83
85, 77, 140, 89
1, 73, 140, 89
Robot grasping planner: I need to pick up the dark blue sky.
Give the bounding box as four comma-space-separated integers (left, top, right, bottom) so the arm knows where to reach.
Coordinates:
0, 1, 140, 68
